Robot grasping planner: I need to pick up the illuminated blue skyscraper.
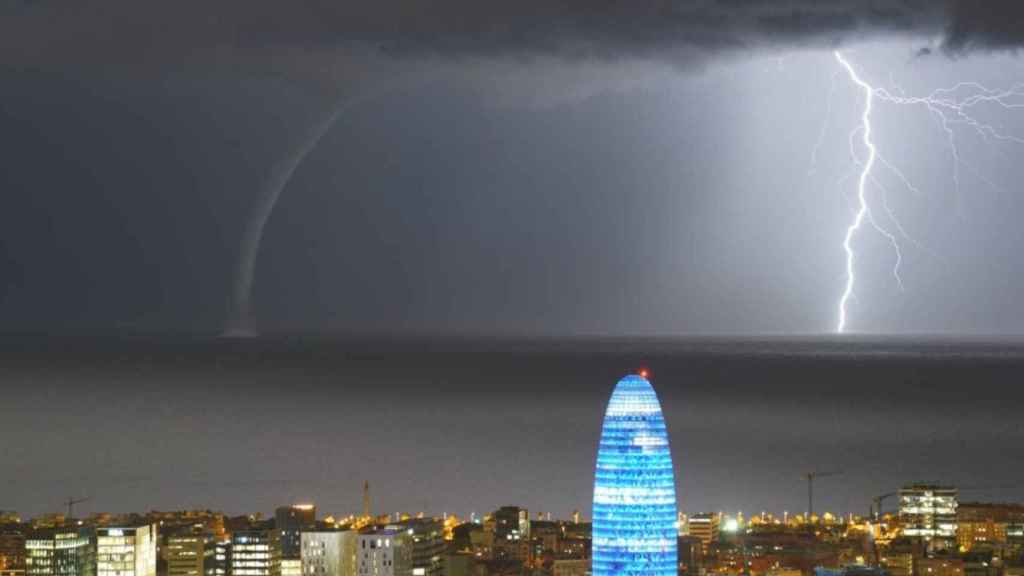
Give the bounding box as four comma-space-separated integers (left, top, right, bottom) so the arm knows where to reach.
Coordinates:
592, 374, 678, 576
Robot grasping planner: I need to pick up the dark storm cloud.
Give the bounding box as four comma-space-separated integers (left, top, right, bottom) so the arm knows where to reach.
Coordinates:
2, 1, 1023, 71
944, 0, 1024, 52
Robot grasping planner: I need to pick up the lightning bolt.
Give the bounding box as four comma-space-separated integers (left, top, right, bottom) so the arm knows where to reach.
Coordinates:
831, 51, 1024, 333
835, 51, 877, 334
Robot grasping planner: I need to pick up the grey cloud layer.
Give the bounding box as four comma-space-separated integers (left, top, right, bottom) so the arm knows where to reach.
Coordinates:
2, 1, 1022, 69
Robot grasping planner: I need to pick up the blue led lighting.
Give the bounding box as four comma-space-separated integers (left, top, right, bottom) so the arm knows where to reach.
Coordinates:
593, 375, 678, 576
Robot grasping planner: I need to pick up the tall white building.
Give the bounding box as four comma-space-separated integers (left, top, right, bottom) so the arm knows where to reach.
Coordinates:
96, 525, 157, 576
900, 484, 958, 543
356, 530, 410, 576
301, 532, 355, 576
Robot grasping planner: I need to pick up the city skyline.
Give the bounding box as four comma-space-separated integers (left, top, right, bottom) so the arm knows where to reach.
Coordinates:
0, 488, 1002, 528
8, 487, 1024, 576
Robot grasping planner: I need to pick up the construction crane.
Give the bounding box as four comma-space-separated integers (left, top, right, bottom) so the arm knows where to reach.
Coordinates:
64, 496, 90, 520
803, 471, 842, 521
871, 492, 897, 521
862, 491, 898, 566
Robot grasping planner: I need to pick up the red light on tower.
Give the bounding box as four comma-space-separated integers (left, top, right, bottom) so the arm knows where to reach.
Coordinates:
638, 368, 650, 379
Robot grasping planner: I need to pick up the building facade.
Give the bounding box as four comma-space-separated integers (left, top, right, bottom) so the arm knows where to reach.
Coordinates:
25, 529, 94, 576
165, 532, 216, 576
0, 531, 26, 576
551, 559, 587, 576
356, 530, 411, 576
900, 485, 958, 544
393, 521, 442, 576
490, 508, 528, 563
957, 503, 1024, 551
232, 530, 282, 576
276, 505, 316, 576
688, 514, 720, 554
592, 374, 678, 576
677, 536, 704, 576
96, 525, 156, 576
301, 531, 355, 576
211, 539, 230, 576
528, 521, 560, 563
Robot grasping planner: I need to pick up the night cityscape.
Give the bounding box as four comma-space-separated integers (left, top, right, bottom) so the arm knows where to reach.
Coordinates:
5, 485, 1021, 576
5, 3, 1024, 576
3, 342, 1024, 576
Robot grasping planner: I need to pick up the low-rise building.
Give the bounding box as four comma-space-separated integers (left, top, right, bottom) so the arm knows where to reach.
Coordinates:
957, 504, 1024, 551
393, 520, 443, 576
301, 530, 356, 576
25, 529, 94, 576
232, 530, 282, 576
690, 514, 721, 554
0, 531, 26, 576
96, 525, 157, 576
165, 532, 217, 576
356, 529, 411, 576
550, 559, 586, 576
678, 535, 703, 576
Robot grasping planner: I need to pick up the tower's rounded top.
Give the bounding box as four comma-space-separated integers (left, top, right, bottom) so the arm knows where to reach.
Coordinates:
612, 373, 656, 394
617, 373, 650, 385
606, 374, 662, 417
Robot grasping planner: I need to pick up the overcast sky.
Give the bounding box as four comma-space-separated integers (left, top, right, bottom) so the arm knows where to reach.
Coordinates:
4, 0, 1024, 522
3, 2, 1024, 335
